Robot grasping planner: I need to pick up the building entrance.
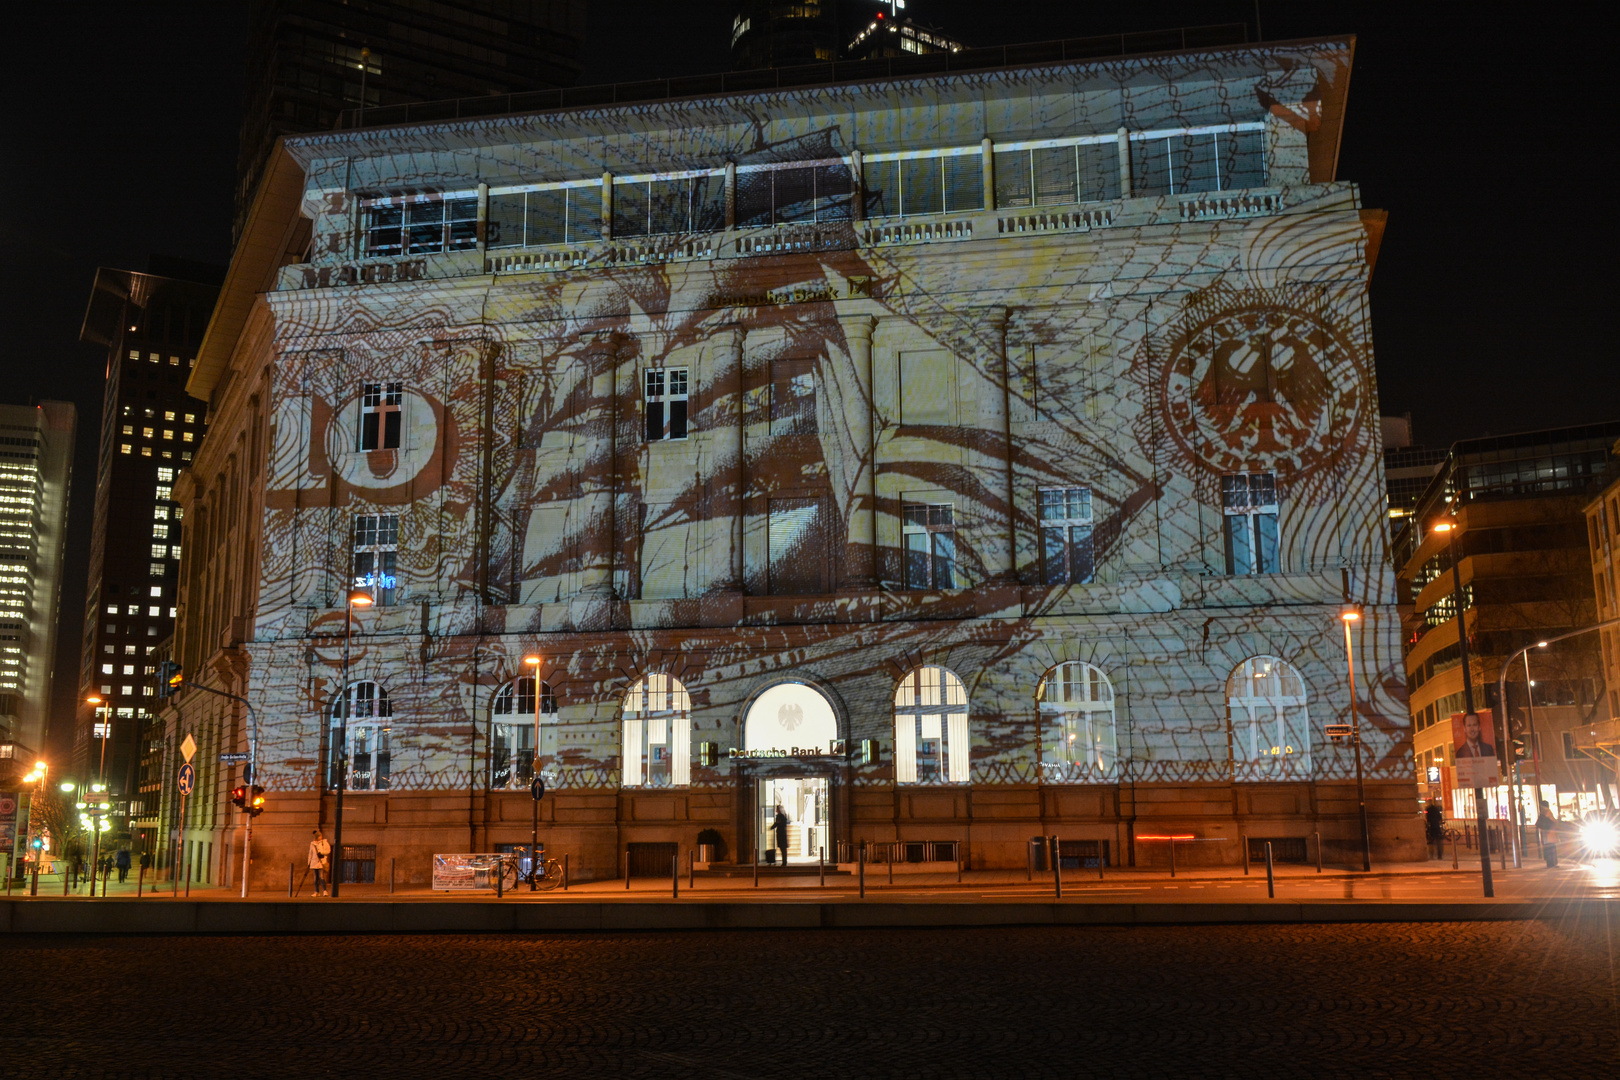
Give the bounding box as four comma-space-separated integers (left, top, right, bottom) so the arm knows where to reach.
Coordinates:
758, 775, 829, 864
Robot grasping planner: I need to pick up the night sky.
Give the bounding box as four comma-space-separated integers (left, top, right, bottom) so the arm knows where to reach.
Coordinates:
2, 1, 1614, 746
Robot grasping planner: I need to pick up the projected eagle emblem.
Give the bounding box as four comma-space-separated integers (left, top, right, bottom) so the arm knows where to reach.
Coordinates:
1161, 286, 1364, 480
777, 702, 804, 731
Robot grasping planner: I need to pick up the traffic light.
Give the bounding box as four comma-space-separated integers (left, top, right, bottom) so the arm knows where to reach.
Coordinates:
1512, 737, 1527, 760
230, 784, 248, 809
248, 785, 266, 817
157, 661, 183, 698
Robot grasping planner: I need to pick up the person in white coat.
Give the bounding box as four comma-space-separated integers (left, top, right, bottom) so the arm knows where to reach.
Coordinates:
308, 829, 332, 896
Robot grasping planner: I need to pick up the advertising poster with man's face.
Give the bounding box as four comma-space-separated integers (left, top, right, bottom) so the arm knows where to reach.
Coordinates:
1451, 711, 1500, 788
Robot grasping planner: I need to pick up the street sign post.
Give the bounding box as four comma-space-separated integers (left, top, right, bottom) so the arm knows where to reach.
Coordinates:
1324, 723, 1354, 744
180, 734, 197, 763
177, 763, 195, 797
218, 752, 250, 764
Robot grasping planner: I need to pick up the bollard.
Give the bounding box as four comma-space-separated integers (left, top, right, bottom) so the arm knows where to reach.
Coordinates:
288, 863, 294, 898
753, 849, 760, 888
1499, 825, 1508, 871
185, 861, 191, 898
63, 867, 70, 896
1315, 831, 1323, 873
672, 853, 679, 899
888, 844, 894, 886
689, 849, 695, 890
390, 858, 396, 894
31, 866, 39, 896
1452, 834, 1459, 869
1264, 841, 1275, 898
625, 850, 631, 891
1050, 836, 1062, 898
858, 841, 866, 898
1169, 838, 1177, 878
138, 864, 145, 899
496, 860, 503, 898
957, 852, 963, 885
5, 855, 12, 896
1026, 839, 1033, 882
819, 846, 825, 888
563, 854, 569, 892
1098, 843, 1105, 881
1242, 835, 1250, 876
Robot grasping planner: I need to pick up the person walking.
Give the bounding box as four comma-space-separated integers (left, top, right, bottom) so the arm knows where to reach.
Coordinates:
308, 829, 332, 896
115, 847, 131, 884
772, 804, 790, 867
1535, 800, 1560, 868
1424, 801, 1445, 860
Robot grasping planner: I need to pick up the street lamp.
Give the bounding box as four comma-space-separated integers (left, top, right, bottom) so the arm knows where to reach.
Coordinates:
1430, 519, 1496, 896
330, 589, 373, 900
85, 695, 111, 894
524, 654, 543, 890
1340, 606, 1372, 872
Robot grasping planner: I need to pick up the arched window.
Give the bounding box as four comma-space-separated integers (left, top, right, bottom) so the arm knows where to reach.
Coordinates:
894, 666, 968, 784
1038, 661, 1117, 782
1227, 656, 1311, 779
491, 677, 558, 790
622, 673, 690, 788
329, 681, 392, 791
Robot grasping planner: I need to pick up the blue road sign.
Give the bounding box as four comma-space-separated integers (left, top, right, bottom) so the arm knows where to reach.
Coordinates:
177, 762, 195, 797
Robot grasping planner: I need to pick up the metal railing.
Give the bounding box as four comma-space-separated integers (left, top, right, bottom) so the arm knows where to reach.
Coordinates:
335, 25, 1249, 131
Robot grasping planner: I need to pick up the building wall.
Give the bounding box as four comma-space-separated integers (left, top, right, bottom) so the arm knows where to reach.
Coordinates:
0, 401, 75, 755
181, 38, 1423, 887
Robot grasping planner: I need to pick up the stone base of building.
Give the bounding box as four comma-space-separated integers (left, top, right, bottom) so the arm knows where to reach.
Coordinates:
225, 779, 1423, 891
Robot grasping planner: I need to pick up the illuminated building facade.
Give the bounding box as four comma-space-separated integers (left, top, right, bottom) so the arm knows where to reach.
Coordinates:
0, 401, 75, 757
181, 34, 1422, 889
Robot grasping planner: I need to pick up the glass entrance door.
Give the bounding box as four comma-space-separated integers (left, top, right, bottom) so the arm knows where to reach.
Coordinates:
757, 776, 829, 864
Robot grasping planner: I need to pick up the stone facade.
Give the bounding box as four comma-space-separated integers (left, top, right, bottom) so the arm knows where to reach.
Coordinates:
172, 35, 1422, 889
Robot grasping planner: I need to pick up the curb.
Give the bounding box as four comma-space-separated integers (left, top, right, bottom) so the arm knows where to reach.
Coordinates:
2, 896, 1612, 934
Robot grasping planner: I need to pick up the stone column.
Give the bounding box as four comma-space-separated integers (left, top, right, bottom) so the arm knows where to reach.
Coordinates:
981, 136, 995, 211
716, 324, 746, 590
985, 308, 1018, 582
577, 333, 623, 597
1117, 127, 1132, 198
839, 314, 878, 589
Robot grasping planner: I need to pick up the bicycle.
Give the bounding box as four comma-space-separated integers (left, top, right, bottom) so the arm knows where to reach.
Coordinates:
495, 850, 564, 892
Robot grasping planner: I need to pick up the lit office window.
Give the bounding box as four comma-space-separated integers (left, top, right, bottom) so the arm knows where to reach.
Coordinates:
1227, 656, 1311, 780
893, 666, 969, 784
1038, 662, 1117, 782
491, 677, 558, 790
621, 673, 690, 788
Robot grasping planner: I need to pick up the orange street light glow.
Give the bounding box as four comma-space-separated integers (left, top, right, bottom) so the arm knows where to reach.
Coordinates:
347, 591, 373, 607
1340, 610, 1361, 622
524, 655, 542, 666
1431, 521, 1454, 533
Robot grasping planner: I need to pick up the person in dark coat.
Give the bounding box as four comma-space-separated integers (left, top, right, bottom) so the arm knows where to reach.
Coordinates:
1424, 801, 1445, 860
1535, 800, 1560, 868
772, 804, 790, 867
115, 847, 131, 883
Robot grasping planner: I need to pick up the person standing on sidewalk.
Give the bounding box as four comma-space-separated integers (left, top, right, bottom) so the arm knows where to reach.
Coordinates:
308, 829, 332, 896
1424, 801, 1445, 860
772, 804, 790, 867
1535, 800, 1560, 868
115, 847, 131, 884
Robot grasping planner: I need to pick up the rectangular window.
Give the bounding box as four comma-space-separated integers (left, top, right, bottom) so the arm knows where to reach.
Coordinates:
994, 143, 1119, 209
142, 427, 154, 439
359, 382, 403, 451
1039, 487, 1095, 585
903, 503, 956, 589
863, 150, 983, 218
352, 514, 400, 605
610, 173, 726, 238
644, 368, 689, 441
736, 161, 853, 227
1223, 473, 1280, 575
363, 197, 477, 257
769, 361, 816, 435
1130, 129, 1265, 198
150, 544, 167, 559
486, 183, 604, 248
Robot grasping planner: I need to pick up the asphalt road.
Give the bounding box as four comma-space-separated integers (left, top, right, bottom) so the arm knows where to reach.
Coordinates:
5, 919, 1617, 1079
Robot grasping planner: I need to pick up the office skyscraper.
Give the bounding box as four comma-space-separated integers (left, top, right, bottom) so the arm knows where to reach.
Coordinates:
76, 261, 221, 819
0, 401, 75, 758
237, 0, 588, 237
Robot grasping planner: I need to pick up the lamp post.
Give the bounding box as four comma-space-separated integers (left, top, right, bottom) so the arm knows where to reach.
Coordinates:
85, 695, 111, 893
524, 654, 542, 890
22, 760, 48, 893
1340, 607, 1372, 871
1430, 519, 1494, 897
330, 589, 373, 900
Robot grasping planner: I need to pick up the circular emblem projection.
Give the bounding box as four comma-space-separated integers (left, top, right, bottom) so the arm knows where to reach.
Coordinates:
745, 683, 837, 753
1161, 287, 1366, 482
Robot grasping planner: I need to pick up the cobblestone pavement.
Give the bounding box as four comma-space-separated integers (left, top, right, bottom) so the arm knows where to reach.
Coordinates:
4, 920, 1617, 1079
